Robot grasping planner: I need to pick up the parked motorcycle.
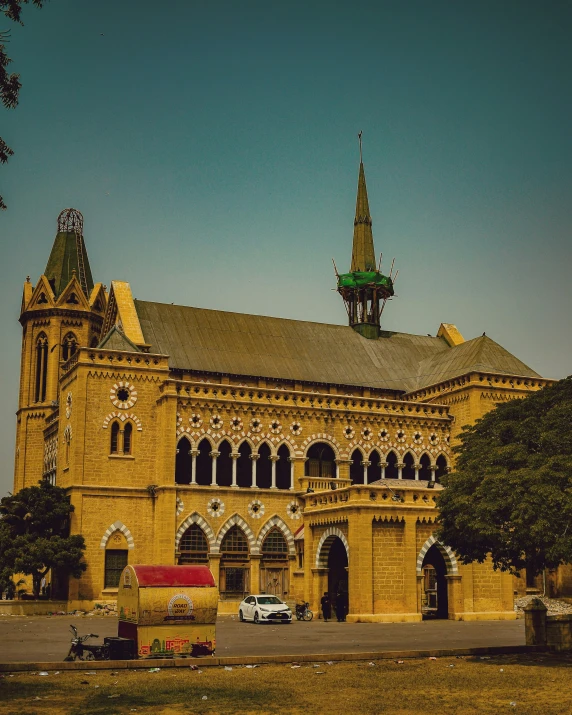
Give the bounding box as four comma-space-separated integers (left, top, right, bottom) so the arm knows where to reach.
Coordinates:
295, 602, 314, 621
64, 624, 109, 661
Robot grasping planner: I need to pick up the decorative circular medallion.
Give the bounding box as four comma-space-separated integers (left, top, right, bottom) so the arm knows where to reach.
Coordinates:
270, 420, 282, 435
396, 429, 406, 443
65, 392, 73, 419
413, 431, 423, 445
210, 414, 223, 430
361, 426, 373, 441
190, 413, 203, 428
379, 428, 389, 441
230, 416, 243, 431
429, 432, 440, 446
250, 418, 262, 433
207, 498, 225, 518
110, 381, 137, 409
343, 425, 355, 439
290, 421, 302, 436
248, 499, 265, 519
286, 500, 301, 520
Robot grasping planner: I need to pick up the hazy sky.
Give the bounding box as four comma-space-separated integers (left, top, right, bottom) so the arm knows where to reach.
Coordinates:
1, 0, 571, 497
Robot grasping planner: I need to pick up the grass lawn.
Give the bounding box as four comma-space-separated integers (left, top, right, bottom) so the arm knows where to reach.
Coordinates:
0, 653, 571, 714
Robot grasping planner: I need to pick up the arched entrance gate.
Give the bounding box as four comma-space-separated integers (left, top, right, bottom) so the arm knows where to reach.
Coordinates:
417, 535, 459, 619
316, 528, 349, 618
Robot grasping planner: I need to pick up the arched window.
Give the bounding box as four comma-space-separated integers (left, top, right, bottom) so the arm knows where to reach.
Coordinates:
178, 524, 208, 564
305, 442, 337, 478
220, 525, 250, 599
276, 444, 291, 490
90, 335, 99, 348
435, 455, 448, 482
350, 449, 363, 484
261, 528, 288, 560
62, 333, 77, 362
419, 453, 432, 481
175, 437, 192, 485
217, 440, 233, 487
256, 443, 272, 489
367, 450, 382, 483
403, 452, 415, 480
386, 451, 398, 479
110, 422, 120, 454
195, 438, 212, 486
35, 334, 48, 402
123, 422, 133, 455
236, 441, 252, 488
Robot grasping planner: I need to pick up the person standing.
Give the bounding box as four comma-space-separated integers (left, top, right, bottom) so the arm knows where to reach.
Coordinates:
320, 592, 331, 622
335, 592, 345, 622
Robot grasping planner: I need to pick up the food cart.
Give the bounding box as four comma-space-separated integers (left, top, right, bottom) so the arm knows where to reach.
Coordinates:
117, 565, 218, 658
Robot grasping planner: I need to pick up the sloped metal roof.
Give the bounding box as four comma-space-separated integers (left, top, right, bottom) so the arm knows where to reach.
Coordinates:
134, 300, 541, 392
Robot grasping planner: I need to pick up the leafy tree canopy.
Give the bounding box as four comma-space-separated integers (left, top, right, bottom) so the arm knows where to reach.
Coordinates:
0, 479, 85, 597
1, 0, 45, 210
436, 376, 572, 578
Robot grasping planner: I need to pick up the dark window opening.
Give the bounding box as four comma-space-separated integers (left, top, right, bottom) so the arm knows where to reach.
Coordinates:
350, 449, 363, 484
196, 438, 212, 486
403, 452, 416, 480
262, 528, 288, 561
367, 451, 382, 483
105, 549, 128, 588
217, 440, 233, 487
306, 442, 337, 478
123, 422, 133, 455
178, 524, 208, 564
116, 387, 129, 402
38, 292, 48, 304
236, 441, 252, 488
386, 451, 398, 479
175, 437, 192, 485
435, 455, 448, 482
110, 422, 120, 454
256, 443, 272, 489
66, 292, 79, 304
276, 444, 291, 489
221, 525, 249, 559
419, 453, 432, 481
35, 335, 48, 402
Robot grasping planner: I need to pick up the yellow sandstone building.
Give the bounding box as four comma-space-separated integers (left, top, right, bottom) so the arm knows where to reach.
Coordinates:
14, 157, 551, 620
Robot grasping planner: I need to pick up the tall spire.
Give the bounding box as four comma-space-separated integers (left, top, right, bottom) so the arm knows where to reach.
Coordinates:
44, 208, 94, 298
350, 133, 376, 272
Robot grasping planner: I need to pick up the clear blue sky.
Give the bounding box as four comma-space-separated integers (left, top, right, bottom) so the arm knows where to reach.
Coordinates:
1, 0, 571, 496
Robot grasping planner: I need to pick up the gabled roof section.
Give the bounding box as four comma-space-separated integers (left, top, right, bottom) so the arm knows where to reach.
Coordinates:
101, 281, 147, 348
55, 274, 91, 310
44, 229, 94, 298
88, 283, 108, 315
98, 325, 141, 352
134, 300, 450, 391
23, 275, 56, 313
415, 335, 541, 389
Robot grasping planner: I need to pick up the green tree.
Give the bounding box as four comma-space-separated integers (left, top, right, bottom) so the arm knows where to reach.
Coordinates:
0, 479, 85, 598
436, 376, 572, 581
1, 0, 45, 210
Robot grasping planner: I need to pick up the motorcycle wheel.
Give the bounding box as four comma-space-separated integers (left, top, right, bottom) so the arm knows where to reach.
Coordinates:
82, 652, 96, 661
303, 610, 314, 622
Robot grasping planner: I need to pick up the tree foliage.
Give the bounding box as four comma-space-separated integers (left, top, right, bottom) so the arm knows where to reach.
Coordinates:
436, 377, 572, 578
0, 479, 85, 597
1, 0, 45, 210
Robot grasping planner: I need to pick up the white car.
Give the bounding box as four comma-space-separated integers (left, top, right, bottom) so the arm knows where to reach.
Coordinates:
238, 595, 292, 624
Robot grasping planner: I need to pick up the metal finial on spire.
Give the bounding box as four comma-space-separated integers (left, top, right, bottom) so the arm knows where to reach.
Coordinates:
358, 131, 363, 163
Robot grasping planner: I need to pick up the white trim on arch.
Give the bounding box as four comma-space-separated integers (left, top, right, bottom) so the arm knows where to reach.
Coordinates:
315, 527, 349, 568
216, 513, 259, 555
175, 512, 217, 552
100, 521, 135, 549
256, 516, 295, 556
416, 534, 459, 575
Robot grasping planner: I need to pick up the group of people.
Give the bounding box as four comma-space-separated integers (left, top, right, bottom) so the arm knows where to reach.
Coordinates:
320, 591, 348, 622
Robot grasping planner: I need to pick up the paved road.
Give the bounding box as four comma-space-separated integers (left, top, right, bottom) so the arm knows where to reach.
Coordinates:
0, 615, 525, 663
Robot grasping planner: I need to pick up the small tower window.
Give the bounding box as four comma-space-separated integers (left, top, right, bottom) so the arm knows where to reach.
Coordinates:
110, 422, 120, 454
66, 292, 79, 305
123, 423, 133, 455
62, 333, 78, 362
35, 334, 48, 402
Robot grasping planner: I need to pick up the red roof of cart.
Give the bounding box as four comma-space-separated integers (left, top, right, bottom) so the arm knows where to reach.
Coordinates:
130, 565, 215, 587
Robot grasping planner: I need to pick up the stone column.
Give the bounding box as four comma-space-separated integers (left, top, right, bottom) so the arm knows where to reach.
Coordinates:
288, 457, 295, 490
290, 456, 307, 490
361, 460, 371, 484
250, 454, 260, 488
380, 461, 387, 479
347, 513, 372, 618
230, 452, 239, 488
524, 598, 547, 646
335, 458, 352, 481
250, 554, 261, 594
209, 451, 220, 487
190, 449, 199, 485
270, 455, 279, 489
208, 553, 221, 589
311, 567, 329, 615
445, 574, 464, 620
403, 515, 419, 617
430, 466, 437, 483
414, 464, 420, 481
397, 462, 405, 479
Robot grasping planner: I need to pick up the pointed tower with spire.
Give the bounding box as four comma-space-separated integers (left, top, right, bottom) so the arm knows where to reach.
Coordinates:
336, 135, 394, 339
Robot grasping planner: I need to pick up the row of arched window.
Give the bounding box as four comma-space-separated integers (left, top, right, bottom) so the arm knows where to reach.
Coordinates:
175, 439, 447, 488
110, 422, 133, 455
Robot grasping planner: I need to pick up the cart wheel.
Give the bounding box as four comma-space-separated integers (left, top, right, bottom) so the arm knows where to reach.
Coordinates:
254, 611, 260, 624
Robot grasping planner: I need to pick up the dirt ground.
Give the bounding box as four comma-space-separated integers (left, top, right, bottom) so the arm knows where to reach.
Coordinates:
0, 614, 525, 663
1, 652, 571, 715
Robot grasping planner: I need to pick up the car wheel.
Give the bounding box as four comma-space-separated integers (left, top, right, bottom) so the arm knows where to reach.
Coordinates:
254, 611, 260, 624
239, 610, 244, 622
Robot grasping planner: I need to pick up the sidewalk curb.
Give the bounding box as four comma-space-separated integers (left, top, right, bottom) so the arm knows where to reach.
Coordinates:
0, 645, 547, 672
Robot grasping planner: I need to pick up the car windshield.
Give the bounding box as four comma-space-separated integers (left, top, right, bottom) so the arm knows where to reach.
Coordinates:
256, 596, 283, 605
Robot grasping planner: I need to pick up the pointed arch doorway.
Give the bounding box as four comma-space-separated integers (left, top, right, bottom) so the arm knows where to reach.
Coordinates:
316, 529, 349, 618
421, 544, 449, 619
